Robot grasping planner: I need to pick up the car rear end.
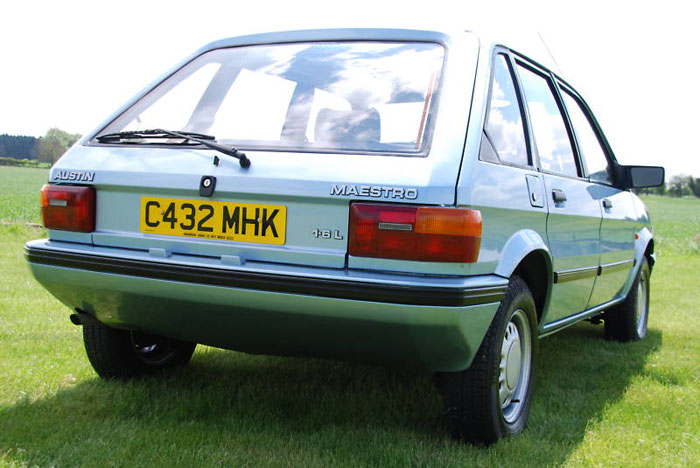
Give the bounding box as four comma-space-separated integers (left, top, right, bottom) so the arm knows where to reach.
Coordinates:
25, 29, 505, 372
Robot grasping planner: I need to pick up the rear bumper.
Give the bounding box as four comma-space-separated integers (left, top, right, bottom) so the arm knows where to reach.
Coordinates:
25, 239, 507, 372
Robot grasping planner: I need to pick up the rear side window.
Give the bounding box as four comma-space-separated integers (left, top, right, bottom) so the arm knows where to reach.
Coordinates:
516, 64, 579, 177
483, 54, 529, 166
560, 90, 613, 185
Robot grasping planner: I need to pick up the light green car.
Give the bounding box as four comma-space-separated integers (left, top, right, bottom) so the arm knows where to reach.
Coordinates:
26, 28, 664, 444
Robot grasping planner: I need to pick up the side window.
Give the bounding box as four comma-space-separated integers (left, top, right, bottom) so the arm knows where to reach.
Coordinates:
482, 54, 529, 166
560, 90, 613, 185
516, 63, 579, 178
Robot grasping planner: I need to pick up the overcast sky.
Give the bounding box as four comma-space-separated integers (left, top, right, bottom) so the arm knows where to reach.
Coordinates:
1, 0, 697, 179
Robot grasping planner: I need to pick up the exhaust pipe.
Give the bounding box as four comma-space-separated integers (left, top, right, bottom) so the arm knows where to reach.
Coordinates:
70, 311, 100, 326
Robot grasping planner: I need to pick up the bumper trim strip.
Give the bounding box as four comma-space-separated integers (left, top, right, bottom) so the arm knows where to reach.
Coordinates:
25, 246, 506, 307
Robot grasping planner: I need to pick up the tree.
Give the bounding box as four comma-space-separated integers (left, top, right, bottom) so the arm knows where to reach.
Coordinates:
667, 174, 692, 198
688, 177, 700, 198
33, 128, 81, 164
634, 182, 666, 196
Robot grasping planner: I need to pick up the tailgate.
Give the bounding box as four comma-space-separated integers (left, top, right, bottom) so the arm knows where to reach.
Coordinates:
55, 145, 460, 269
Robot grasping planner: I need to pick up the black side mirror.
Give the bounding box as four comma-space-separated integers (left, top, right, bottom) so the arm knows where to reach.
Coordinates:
614, 165, 665, 189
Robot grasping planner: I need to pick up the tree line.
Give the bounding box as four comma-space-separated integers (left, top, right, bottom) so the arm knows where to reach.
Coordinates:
0, 128, 81, 164
0, 134, 36, 159
634, 174, 700, 198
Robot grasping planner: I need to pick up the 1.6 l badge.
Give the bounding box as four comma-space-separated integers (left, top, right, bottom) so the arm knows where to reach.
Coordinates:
312, 228, 343, 240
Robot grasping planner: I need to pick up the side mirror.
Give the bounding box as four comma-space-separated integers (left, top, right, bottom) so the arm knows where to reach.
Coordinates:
615, 165, 665, 189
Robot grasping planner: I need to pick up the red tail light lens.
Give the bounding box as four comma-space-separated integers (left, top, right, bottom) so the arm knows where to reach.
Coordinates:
40, 184, 95, 232
349, 203, 482, 263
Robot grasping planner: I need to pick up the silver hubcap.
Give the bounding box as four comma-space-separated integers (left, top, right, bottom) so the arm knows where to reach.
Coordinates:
499, 308, 532, 424
635, 271, 649, 338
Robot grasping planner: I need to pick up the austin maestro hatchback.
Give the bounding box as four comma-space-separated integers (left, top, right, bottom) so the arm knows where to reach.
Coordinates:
26, 29, 664, 444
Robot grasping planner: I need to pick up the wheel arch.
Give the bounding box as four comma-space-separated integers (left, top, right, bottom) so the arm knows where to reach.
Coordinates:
644, 237, 655, 270
618, 226, 655, 299
494, 230, 553, 324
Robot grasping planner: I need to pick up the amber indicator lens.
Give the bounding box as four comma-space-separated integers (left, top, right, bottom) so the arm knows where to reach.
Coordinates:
349, 203, 481, 263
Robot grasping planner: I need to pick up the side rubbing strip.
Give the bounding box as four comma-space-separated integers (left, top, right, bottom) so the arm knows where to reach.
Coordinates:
599, 259, 634, 275
553, 265, 599, 283
554, 259, 635, 283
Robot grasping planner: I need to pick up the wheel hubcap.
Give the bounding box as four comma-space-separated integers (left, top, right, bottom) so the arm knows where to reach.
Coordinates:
499, 308, 532, 424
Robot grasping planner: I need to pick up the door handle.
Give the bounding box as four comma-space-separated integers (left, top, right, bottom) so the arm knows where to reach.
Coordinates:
602, 199, 613, 209
552, 189, 567, 203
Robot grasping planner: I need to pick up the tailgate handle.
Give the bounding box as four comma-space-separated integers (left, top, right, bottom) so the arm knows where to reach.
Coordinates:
552, 189, 567, 203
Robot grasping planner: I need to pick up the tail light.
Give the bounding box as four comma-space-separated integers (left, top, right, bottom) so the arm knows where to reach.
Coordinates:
349, 203, 482, 263
40, 184, 95, 232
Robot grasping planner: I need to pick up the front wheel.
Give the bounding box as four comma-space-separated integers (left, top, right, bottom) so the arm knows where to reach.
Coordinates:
436, 275, 538, 444
83, 322, 196, 379
605, 257, 651, 342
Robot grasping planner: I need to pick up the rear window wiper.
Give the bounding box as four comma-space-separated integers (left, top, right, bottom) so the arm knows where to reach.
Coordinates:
96, 129, 251, 168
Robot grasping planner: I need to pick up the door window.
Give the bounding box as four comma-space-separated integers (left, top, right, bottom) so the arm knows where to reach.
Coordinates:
560, 90, 613, 185
516, 64, 579, 177
483, 54, 529, 166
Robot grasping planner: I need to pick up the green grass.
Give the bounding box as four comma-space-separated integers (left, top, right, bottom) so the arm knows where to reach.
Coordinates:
0, 166, 698, 467
0, 167, 48, 225
642, 195, 700, 255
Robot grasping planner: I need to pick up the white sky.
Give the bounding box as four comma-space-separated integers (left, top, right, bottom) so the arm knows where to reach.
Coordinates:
1, 0, 697, 179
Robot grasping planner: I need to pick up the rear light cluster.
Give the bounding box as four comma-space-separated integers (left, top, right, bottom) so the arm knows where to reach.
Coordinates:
40, 184, 95, 232
349, 203, 482, 263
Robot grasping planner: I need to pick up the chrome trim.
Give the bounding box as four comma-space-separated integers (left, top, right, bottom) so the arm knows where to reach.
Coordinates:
599, 259, 634, 275
378, 222, 413, 231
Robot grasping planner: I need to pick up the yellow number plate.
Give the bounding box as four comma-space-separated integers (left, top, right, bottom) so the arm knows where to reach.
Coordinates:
139, 197, 286, 245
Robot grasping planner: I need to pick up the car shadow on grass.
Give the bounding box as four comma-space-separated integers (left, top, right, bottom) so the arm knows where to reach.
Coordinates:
0, 323, 661, 467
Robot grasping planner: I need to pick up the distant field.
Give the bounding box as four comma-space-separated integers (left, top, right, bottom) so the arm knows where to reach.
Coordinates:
0, 166, 698, 467
0, 166, 48, 224
642, 195, 700, 255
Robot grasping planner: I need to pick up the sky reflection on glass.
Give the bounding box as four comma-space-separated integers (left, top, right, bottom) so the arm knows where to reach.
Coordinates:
102, 42, 445, 154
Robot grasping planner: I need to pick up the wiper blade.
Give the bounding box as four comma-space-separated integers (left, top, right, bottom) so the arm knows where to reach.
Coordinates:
96, 129, 251, 168
97, 129, 216, 141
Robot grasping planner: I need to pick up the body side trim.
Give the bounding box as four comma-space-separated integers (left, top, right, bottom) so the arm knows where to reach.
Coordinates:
553, 265, 599, 283
599, 259, 635, 275
554, 259, 635, 283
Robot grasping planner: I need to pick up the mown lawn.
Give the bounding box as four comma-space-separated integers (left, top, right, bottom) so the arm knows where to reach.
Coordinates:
0, 167, 698, 467
0, 167, 46, 225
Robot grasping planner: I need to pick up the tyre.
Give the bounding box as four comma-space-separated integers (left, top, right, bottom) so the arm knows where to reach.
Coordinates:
83, 322, 196, 379
436, 276, 538, 444
605, 257, 650, 342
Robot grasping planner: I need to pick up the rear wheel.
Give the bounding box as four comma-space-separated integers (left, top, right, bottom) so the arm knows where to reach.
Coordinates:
605, 257, 650, 342
83, 322, 196, 379
436, 276, 538, 444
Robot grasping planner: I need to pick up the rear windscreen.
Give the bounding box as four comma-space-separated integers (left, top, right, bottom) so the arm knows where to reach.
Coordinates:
95, 42, 445, 155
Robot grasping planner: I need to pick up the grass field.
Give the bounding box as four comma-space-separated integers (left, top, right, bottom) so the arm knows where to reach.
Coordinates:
0, 167, 46, 225
0, 167, 698, 467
